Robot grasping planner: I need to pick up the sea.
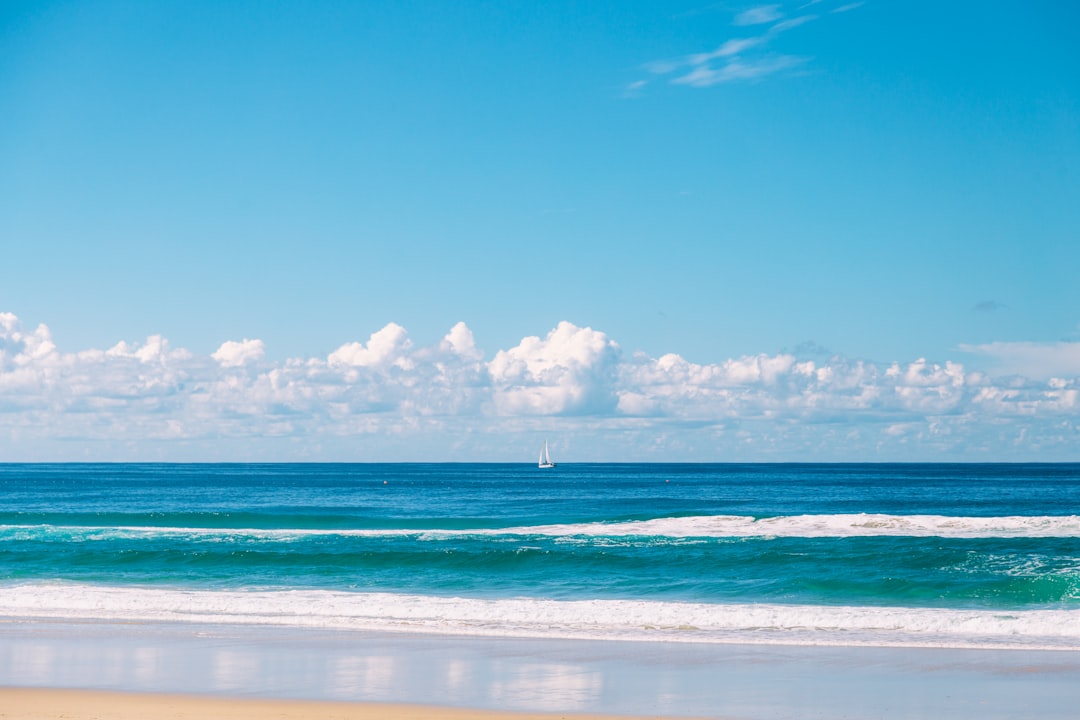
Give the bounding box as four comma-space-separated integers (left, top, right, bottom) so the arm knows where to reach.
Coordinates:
2, 462, 1079, 651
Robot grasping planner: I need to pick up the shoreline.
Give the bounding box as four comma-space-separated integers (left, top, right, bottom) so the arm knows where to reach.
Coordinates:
4, 619, 1080, 719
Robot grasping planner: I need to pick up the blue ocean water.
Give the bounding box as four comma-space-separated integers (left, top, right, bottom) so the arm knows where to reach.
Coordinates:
2, 463, 1079, 648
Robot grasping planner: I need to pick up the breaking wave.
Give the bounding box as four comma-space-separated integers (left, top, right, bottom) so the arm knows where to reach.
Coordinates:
2, 582, 1078, 650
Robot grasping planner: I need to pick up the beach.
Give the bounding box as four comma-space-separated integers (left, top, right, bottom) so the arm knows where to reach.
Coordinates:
3, 618, 1080, 719
0, 688, 670, 720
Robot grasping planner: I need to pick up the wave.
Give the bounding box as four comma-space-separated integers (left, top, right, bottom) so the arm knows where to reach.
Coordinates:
4, 513, 1080, 540
2, 582, 1078, 651
509, 514, 1080, 539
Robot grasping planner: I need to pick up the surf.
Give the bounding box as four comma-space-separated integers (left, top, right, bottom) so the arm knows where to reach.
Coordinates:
3, 582, 1078, 651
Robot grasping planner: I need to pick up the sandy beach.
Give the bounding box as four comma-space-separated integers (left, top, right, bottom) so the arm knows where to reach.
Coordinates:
0, 688, 685, 720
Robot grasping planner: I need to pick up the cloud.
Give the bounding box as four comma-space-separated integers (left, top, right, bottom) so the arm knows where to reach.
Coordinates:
439, 321, 483, 360
959, 341, 1080, 381
0, 312, 1078, 461
973, 300, 1007, 313
734, 5, 784, 26
832, 2, 864, 12
621, 79, 648, 98
673, 55, 807, 86
771, 15, 817, 32
688, 37, 767, 65
213, 339, 266, 367
638, 2, 837, 90
328, 323, 412, 369
488, 322, 621, 416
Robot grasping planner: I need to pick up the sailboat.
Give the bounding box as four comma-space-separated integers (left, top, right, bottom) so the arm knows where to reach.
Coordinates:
538, 440, 556, 469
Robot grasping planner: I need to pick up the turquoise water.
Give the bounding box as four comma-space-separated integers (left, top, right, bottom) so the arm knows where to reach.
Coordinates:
2, 463, 1079, 648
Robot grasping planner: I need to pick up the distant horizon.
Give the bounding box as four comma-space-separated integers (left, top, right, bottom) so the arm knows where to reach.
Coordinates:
3, 460, 1080, 466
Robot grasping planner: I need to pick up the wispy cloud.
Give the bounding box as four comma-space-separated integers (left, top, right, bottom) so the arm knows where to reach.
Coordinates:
688, 37, 767, 64
734, 4, 784, 26
621, 79, 648, 98
771, 15, 817, 32
636, 1, 862, 91
1, 311, 1076, 461
673, 55, 807, 87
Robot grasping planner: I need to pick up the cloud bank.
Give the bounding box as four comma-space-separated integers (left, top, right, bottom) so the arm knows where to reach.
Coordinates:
0, 312, 1077, 461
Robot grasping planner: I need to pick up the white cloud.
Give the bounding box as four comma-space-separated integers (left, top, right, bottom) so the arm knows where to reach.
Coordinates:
439, 322, 483, 360
103, 335, 191, 365
329, 323, 412, 368
488, 322, 620, 416
213, 339, 266, 367
0, 314, 58, 369
0, 312, 1078, 461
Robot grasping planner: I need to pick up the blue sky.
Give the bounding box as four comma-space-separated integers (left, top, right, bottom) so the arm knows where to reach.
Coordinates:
1, 1, 1078, 461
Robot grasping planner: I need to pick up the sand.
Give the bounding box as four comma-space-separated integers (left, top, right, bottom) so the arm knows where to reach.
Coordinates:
0, 688, 693, 720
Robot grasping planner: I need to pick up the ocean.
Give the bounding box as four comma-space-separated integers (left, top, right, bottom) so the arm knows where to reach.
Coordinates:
2, 463, 1079, 651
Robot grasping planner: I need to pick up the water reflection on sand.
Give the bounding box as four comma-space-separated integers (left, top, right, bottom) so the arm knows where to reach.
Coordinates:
3, 620, 1080, 719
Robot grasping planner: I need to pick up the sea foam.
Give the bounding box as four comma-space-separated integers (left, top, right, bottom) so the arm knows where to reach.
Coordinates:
2, 583, 1078, 651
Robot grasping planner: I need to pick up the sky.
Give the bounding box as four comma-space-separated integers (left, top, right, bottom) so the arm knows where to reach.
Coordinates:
1, 0, 1078, 461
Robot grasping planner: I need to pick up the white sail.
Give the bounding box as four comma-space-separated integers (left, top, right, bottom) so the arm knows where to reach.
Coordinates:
538, 441, 556, 468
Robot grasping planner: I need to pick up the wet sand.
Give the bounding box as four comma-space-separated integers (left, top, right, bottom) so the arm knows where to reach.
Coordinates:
3, 619, 1080, 719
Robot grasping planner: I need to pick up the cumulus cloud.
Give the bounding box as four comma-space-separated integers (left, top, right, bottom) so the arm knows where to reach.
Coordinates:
213, 339, 266, 367
0, 312, 1077, 461
439, 322, 483, 360
488, 322, 620, 416
328, 323, 412, 369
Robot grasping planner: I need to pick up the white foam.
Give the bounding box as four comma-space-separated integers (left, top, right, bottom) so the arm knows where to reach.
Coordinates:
517, 513, 1080, 539
1, 583, 1078, 651
4, 513, 1080, 541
